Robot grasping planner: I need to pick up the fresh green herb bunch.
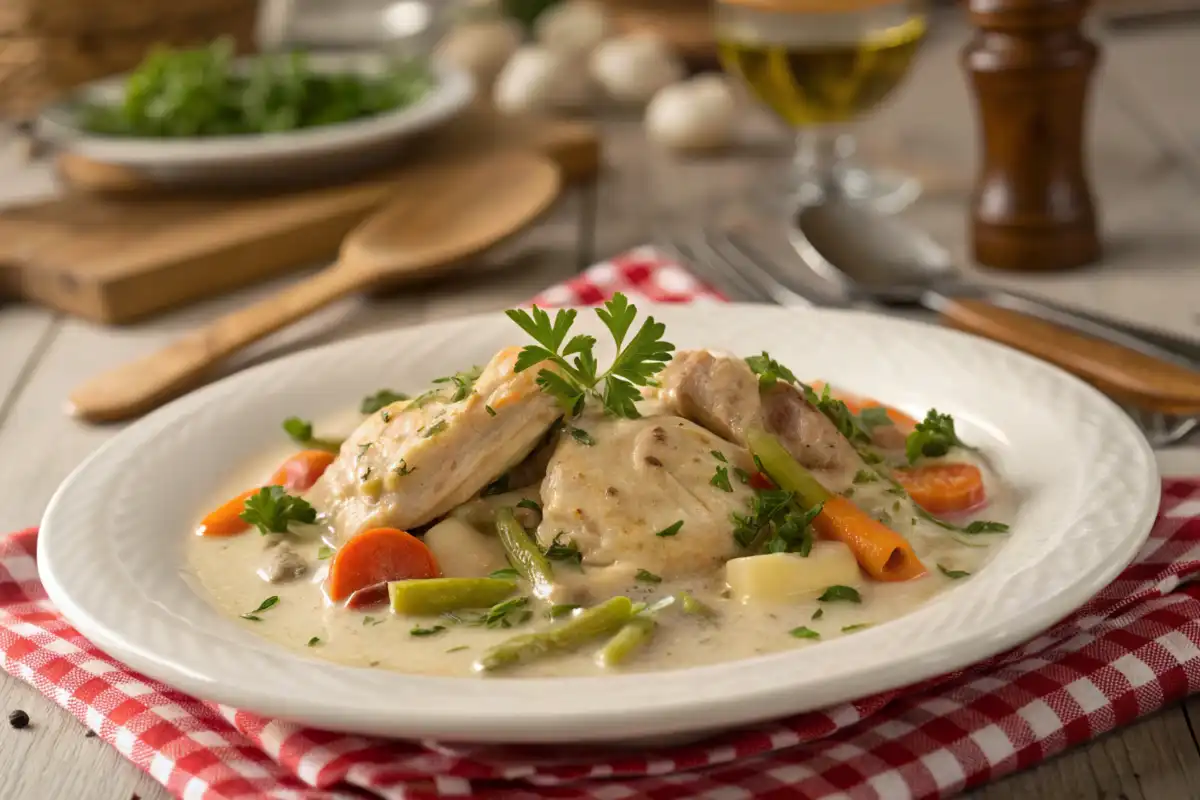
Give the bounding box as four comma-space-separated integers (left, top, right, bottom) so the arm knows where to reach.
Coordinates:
80, 37, 433, 138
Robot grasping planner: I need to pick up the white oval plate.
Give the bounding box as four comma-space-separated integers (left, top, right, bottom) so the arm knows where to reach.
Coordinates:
39, 305, 1159, 743
36, 53, 474, 187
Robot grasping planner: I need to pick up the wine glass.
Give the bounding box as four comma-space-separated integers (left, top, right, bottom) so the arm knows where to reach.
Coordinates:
714, 0, 928, 214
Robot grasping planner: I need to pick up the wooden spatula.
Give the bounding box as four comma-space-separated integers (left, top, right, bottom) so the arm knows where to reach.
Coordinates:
68, 150, 562, 423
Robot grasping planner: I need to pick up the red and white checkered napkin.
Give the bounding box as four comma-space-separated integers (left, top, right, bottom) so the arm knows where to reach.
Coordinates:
4, 250, 1200, 800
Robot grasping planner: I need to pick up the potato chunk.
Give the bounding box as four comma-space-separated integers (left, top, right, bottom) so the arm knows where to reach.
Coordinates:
726, 542, 862, 604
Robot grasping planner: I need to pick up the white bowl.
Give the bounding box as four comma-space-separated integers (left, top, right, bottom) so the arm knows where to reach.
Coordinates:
37, 305, 1159, 743
36, 53, 474, 188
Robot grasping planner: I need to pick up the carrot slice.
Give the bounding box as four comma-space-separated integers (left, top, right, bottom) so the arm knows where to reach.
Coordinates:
326, 528, 441, 602
811, 496, 927, 582
196, 488, 260, 537
270, 449, 336, 493
895, 463, 987, 515
809, 381, 918, 431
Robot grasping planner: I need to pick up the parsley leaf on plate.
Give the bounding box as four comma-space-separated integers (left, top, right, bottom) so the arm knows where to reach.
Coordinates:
360, 389, 408, 414
282, 416, 342, 453
905, 409, 969, 464
745, 352, 797, 389
789, 626, 820, 640
240, 487, 316, 534
818, 585, 862, 603
506, 293, 674, 419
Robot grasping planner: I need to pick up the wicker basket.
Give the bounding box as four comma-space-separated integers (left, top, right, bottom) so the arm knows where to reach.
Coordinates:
0, 0, 260, 119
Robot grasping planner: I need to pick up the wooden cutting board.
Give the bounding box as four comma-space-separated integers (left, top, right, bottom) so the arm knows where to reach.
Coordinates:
0, 105, 601, 325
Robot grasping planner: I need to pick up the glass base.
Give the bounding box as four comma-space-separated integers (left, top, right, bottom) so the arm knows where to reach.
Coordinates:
747, 164, 922, 219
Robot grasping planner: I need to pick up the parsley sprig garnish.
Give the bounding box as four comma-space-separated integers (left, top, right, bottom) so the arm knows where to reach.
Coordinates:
240, 486, 316, 534
360, 389, 408, 414
506, 293, 674, 419
905, 409, 970, 463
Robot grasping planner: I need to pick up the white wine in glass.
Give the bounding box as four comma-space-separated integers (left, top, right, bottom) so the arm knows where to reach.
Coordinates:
715, 0, 928, 212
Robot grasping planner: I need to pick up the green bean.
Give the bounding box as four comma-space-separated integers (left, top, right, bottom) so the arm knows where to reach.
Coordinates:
474, 596, 634, 672
494, 507, 554, 594
746, 427, 831, 507
677, 591, 716, 618
389, 578, 517, 615
595, 615, 655, 668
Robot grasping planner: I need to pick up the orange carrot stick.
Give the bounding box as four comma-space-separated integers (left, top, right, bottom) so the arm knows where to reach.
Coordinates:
195, 489, 260, 537
895, 463, 987, 515
746, 427, 928, 583
270, 450, 336, 493
811, 496, 927, 582
326, 527, 441, 603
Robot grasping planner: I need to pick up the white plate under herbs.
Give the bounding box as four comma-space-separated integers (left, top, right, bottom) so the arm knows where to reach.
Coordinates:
38, 305, 1159, 743
36, 54, 474, 187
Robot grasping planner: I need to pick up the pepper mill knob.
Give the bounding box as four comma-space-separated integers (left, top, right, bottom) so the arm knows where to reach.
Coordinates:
962, 0, 1101, 271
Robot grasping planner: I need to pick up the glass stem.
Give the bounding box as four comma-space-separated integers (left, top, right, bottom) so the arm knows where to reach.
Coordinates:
792, 126, 848, 206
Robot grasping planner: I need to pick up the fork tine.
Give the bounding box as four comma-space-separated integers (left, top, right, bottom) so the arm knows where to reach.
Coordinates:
660, 232, 774, 304
699, 230, 818, 309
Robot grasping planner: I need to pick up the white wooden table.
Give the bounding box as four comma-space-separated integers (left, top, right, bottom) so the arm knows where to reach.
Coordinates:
2, 20, 1200, 800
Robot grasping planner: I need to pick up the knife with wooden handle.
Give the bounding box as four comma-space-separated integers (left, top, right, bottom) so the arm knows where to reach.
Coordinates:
938, 298, 1200, 415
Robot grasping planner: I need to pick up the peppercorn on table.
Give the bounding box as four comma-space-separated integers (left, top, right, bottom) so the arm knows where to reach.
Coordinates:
2, 17, 1200, 800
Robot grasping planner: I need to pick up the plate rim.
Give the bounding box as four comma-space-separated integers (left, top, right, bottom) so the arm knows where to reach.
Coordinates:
37, 304, 1161, 742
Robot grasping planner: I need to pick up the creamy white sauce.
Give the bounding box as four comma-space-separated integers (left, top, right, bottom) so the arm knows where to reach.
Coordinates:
186, 411, 1012, 678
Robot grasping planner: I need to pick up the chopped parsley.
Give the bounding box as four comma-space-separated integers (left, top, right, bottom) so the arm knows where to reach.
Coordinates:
635, 568, 663, 583
811, 608, 824, 620
656, 520, 684, 538
789, 626, 820, 640
905, 409, 969, 463
392, 459, 415, 477
853, 469, 879, 484
858, 406, 894, 430
360, 389, 408, 414
240, 596, 279, 621
281, 416, 342, 453
421, 419, 448, 438
316, 545, 334, 560
711, 450, 728, 462
432, 365, 483, 403
506, 293, 674, 419
938, 564, 972, 579
476, 596, 531, 628
516, 498, 542, 513
544, 533, 583, 567
818, 585, 862, 603
240, 486, 316, 534
710, 465, 733, 492
362, 616, 384, 627
307, 636, 321, 647
842, 623, 872, 633
744, 351, 798, 389
489, 568, 520, 579
731, 488, 821, 556
567, 425, 596, 446
916, 505, 1009, 535
410, 625, 446, 637
446, 645, 469, 653
485, 405, 497, 417
800, 383, 872, 444
733, 466, 751, 484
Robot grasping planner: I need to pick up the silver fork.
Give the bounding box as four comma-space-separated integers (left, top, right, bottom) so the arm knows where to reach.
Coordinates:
659, 228, 1200, 449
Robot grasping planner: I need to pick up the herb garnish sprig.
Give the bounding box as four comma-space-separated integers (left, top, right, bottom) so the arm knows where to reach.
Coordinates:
240, 486, 316, 534
905, 409, 971, 464
506, 293, 674, 419
282, 417, 343, 453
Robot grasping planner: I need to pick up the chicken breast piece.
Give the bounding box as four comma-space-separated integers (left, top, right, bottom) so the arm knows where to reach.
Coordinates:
537, 411, 755, 591
310, 347, 563, 539
657, 350, 860, 492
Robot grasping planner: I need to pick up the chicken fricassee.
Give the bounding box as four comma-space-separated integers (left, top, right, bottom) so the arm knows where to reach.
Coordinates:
189, 296, 1011, 677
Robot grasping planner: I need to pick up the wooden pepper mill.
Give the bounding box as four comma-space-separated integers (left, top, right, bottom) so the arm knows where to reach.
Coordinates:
962, 0, 1102, 271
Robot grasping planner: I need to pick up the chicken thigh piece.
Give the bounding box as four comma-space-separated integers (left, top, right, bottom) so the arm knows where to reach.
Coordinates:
310, 347, 563, 539
657, 350, 860, 492
537, 410, 755, 593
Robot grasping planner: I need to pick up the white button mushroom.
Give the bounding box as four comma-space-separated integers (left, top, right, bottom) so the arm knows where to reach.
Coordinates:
435, 18, 523, 93
645, 74, 739, 151
535, 0, 611, 59
493, 45, 593, 114
589, 33, 685, 105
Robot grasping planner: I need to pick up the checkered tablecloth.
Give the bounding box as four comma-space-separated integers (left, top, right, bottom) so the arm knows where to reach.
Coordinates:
3, 250, 1199, 800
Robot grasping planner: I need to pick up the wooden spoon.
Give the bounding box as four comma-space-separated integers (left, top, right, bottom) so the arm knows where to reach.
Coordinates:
68, 150, 562, 423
